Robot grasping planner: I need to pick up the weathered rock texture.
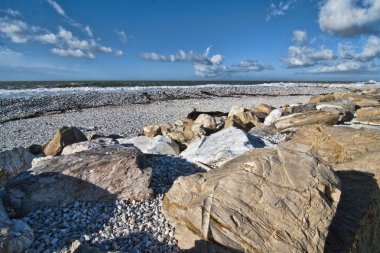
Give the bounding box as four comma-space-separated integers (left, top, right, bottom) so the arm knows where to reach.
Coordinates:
164, 143, 341, 253
43, 126, 87, 156
4, 147, 153, 217
0, 148, 35, 186
274, 110, 339, 132
353, 107, 380, 125
292, 125, 380, 253
118, 135, 180, 156
180, 127, 271, 170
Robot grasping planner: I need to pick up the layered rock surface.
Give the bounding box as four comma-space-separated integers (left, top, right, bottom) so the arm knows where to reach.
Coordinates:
4, 147, 153, 217
163, 143, 341, 253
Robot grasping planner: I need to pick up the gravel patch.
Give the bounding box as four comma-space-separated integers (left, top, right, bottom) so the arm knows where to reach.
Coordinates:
0, 95, 310, 152
24, 155, 204, 253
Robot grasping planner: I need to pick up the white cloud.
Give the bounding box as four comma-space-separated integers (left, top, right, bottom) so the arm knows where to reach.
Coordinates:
98, 46, 112, 53
115, 30, 128, 44
115, 50, 124, 56
306, 60, 372, 74
0, 18, 29, 43
0, 8, 22, 17
284, 45, 334, 68
292, 30, 307, 44
358, 35, 380, 61
267, 0, 297, 21
51, 48, 95, 59
141, 47, 273, 77
35, 33, 58, 44
319, 0, 380, 36
46, 0, 93, 37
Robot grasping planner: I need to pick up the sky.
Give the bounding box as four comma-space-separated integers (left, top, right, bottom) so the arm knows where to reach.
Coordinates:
0, 0, 380, 81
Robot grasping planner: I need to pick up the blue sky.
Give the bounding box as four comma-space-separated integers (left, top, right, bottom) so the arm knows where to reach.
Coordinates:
0, 0, 380, 81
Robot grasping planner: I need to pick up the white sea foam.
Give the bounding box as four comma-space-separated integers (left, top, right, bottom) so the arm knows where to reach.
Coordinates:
0, 82, 378, 99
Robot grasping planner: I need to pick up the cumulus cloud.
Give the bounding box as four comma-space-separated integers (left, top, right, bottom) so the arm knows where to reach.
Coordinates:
46, 0, 93, 37
266, 0, 297, 21
0, 17, 29, 43
115, 50, 124, 56
116, 30, 128, 44
337, 36, 380, 62
284, 45, 334, 68
292, 30, 307, 44
51, 48, 95, 60
319, 0, 380, 36
306, 60, 373, 74
141, 47, 273, 77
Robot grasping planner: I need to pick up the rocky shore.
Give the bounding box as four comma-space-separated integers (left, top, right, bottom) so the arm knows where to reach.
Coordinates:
0, 85, 380, 252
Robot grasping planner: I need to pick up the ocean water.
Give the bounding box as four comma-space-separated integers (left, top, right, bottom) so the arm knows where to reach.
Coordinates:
0, 80, 377, 99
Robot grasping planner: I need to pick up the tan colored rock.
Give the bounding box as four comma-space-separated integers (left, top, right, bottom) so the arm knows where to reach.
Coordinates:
4, 147, 153, 216
335, 93, 379, 108
274, 110, 339, 132
253, 103, 275, 115
228, 106, 245, 117
309, 94, 335, 104
353, 107, 380, 125
291, 125, 380, 164
143, 124, 161, 137
43, 127, 87, 156
291, 125, 380, 253
191, 114, 217, 134
164, 143, 340, 252
224, 112, 261, 131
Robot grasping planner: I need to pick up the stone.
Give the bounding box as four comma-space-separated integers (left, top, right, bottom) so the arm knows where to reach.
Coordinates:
335, 93, 379, 108
186, 109, 227, 121
283, 103, 316, 115
160, 120, 198, 147
191, 114, 217, 134
249, 125, 291, 144
65, 240, 105, 253
228, 106, 245, 117
61, 139, 121, 155
0, 200, 34, 253
43, 127, 87, 156
0, 148, 35, 186
316, 99, 356, 123
180, 127, 272, 170
263, 108, 283, 126
143, 125, 162, 137
353, 107, 380, 125
28, 144, 43, 155
117, 135, 180, 156
4, 147, 153, 217
274, 110, 339, 132
224, 111, 261, 131
253, 103, 275, 115
163, 143, 341, 252
309, 94, 335, 104
291, 125, 380, 252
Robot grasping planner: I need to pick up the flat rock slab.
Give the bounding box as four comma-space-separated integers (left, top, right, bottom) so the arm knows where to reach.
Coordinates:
118, 135, 180, 156
4, 147, 153, 217
180, 127, 272, 170
164, 143, 340, 252
274, 110, 339, 132
353, 107, 380, 125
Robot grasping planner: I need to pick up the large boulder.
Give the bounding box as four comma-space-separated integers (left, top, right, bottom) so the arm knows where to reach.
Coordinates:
4, 147, 153, 217
163, 143, 341, 252
0, 200, 34, 253
191, 114, 217, 134
181, 127, 272, 170
316, 99, 355, 123
117, 135, 180, 155
353, 107, 380, 125
0, 148, 35, 186
252, 103, 275, 115
274, 110, 339, 132
43, 127, 87, 156
291, 125, 380, 252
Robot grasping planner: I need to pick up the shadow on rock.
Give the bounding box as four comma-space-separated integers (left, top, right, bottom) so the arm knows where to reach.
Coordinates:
183, 240, 244, 253
324, 170, 380, 253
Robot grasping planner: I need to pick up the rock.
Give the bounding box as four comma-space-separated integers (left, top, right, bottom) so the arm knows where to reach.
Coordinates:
335, 93, 379, 108
283, 103, 316, 115
187, 109, 227, 121
61, 138, 120, 155
274, 110, 339, 132
180, 127, 272, 170
291, 125, 380, 165
291, 125, 380, 252
163, 143, 341, 252
228, 106, 245, 117
65, 240, 106, 253
253, 103, 275, 115
309, 94, 335, 104
28, 144, 43, 155
160, 120, 198, 147
263, 108, 283, 126
43, 127, 87, 156
191, 114, 217, 134
353, 107, 380, 125
0, 148, 35, 186
117, 135, 180, 155
4, 147, 153, 216
0, 200, 34, 253
249, 125, 291, 144
316, 99, 355, 123
143, 125, 162, 137
224, 111, 261, 131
